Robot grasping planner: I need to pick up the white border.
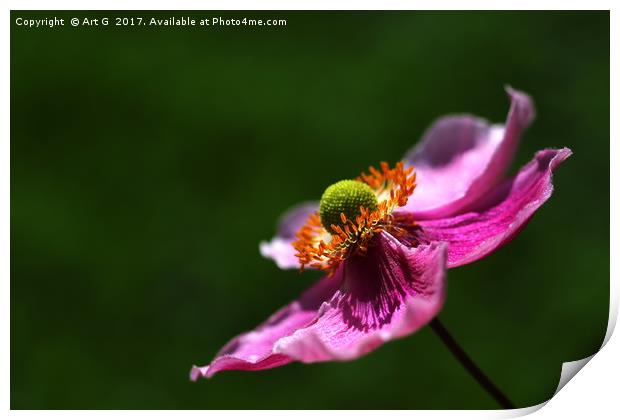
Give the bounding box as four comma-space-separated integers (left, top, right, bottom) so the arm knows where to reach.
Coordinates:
0, 0, 616, 10
3, 2, 616, 419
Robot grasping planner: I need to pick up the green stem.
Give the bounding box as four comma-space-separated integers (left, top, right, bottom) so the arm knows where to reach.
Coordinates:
429, 318, 516, 409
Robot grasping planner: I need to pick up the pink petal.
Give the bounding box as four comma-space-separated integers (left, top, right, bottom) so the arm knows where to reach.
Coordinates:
416, 148, 572, 268
401, 87, 535, 219
274, 233, 447, 362
190, 273, 339, 379
193, 233, 447, 379
259, 202, 318, 269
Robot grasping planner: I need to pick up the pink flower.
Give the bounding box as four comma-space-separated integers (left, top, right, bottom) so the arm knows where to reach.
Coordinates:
190, 87, 571, 380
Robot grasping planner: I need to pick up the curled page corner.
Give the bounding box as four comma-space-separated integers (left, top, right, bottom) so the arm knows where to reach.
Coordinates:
549, 296, 619, 397
499, 355, 596, 418
553, 355, 595, 396
503, 305, 616, 417
508, 310, 616, 417
551, 306, 616, 397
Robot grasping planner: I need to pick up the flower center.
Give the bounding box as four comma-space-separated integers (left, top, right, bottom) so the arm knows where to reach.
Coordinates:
319, 180, 379, 234
293, 161, 417, 274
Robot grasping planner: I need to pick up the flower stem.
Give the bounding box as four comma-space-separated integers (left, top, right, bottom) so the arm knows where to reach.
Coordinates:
429, 318, 516, 409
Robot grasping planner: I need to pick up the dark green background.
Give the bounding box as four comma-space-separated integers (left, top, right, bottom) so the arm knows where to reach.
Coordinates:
11, 11, 609, 409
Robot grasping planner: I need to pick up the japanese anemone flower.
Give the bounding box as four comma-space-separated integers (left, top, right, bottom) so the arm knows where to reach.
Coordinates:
190, 87, 571, 381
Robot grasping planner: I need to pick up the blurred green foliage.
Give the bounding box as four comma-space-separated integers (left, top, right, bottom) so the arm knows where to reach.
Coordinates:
11, 11, 609, 409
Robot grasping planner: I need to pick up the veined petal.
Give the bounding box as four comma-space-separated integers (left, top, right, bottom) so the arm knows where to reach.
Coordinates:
190, 273, 339, 379
259, 202, 318, 269
401, 87, 535, 219
193, 234, 447, 379
416, 148, 572, 268
274, 233, 447, 362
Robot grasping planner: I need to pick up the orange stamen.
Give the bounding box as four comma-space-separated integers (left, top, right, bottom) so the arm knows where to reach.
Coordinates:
292, 161, 417, 274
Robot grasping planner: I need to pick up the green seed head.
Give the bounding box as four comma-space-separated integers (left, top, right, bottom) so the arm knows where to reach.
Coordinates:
319, 180, 378, 233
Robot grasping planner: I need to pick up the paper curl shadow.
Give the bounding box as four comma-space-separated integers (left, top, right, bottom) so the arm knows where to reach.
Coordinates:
501, 293, 617, 417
